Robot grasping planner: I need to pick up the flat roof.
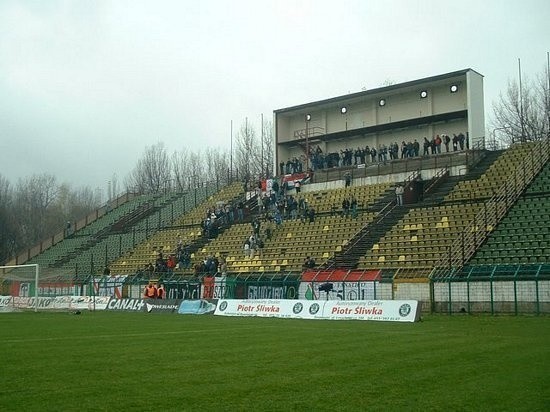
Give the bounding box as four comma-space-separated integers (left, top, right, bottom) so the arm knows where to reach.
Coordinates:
274, 68, 483, 115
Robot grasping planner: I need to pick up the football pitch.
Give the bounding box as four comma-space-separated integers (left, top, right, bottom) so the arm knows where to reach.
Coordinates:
0, 312, 548, 411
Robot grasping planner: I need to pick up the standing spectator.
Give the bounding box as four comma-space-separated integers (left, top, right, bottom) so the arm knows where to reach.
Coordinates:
350, 196, 358, 218
413, 139, 420, 157
308, 206, 315, 223
144, 282, 157, 299
303, 256, 316, 269
294, 180, 301, 193
395, 184, 404, 206
252, 218, 261, 235
370, 147, 377, 162
342, 198, 350, 217
444, 134, 450, 152
344, 172, 352, 188
435, 135, 442, 154
430, 136, 437, 154
256, 237, 264, 258
423, 138, 430, 156
237, 201, 244, 222
458, 132, 465, 150
157, 284, 165, 299
243, 239, 251, 258
166, 254, 176, 273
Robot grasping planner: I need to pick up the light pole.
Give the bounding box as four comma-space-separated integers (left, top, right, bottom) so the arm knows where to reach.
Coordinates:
305, 113, 311, 172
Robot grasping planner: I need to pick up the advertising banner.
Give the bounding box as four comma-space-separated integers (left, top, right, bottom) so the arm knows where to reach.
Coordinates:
51, 296, 111, 310
0, 296, 111, 311
202, 276, 233, 299
163, 280, 201, 300
299, 270, 381, 300
215, 299, 420, 322
94, 275, 127, 298
105, 298, 146, 312
177, 299, 217, 315
300, 281, 378, 301
143, 299, 181, 314
246, 280, 300, 300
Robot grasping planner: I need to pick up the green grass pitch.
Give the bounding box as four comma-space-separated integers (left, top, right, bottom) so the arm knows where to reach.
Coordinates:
0, 312, 548, 411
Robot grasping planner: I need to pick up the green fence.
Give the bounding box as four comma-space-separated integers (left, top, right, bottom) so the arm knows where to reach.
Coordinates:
430, 263, 550, 315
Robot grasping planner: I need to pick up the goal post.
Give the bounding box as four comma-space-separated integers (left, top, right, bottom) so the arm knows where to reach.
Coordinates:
0, 264, 96, 312
0, 264, 39, 312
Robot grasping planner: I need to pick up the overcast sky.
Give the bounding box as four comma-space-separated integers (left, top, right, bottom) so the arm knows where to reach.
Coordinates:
1, 0, 548, 197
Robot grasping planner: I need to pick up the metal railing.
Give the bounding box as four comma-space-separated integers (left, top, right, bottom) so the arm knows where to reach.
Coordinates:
430, 139, 550, 280
311, 146, 485, 185
324, 170, 421, 270
5, 190, 141, 267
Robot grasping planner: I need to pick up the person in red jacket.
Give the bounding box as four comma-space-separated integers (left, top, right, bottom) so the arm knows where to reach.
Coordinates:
156, 284, 165, 299
143, 282, 157, 299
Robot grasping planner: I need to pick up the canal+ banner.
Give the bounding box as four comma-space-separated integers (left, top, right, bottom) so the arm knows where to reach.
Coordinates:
214, 299, 420, 322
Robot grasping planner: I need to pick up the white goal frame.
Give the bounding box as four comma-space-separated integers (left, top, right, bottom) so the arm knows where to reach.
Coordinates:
0, 263, 39, 312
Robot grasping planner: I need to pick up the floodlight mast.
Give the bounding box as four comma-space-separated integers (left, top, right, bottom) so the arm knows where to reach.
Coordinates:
305, 114, 311, 172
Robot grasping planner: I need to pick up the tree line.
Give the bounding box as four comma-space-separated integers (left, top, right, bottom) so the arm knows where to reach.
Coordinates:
0, 119, 273, 263
2, 64, 548, 264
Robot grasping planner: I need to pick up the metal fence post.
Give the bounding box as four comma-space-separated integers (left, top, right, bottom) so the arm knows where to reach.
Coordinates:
490, 273, 494, 315
448, 278, 452, 315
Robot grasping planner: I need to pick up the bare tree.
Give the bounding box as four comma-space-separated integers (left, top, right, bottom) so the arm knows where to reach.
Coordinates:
491, 68, 550, 145
235, 119, 259, 183
171, 148, 193, 191
11, 174, 60, 251
126, 142, 172, 194
261, 119, 275, 178
0, 175, 16, 262
204, 147, 231, 186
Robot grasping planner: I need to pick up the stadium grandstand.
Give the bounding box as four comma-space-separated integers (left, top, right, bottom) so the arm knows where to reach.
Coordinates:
2, 69, 549, 314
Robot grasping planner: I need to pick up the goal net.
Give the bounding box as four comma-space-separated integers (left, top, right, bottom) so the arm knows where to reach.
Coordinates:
0, 264, 96, 312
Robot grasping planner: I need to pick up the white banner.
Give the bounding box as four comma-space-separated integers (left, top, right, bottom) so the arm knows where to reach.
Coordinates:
299, 281, 377, 301
0, 295, 110, 311
215, 299, 420, 322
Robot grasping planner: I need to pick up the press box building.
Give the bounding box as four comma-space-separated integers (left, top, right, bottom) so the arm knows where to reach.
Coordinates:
274, 69, 484, 170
